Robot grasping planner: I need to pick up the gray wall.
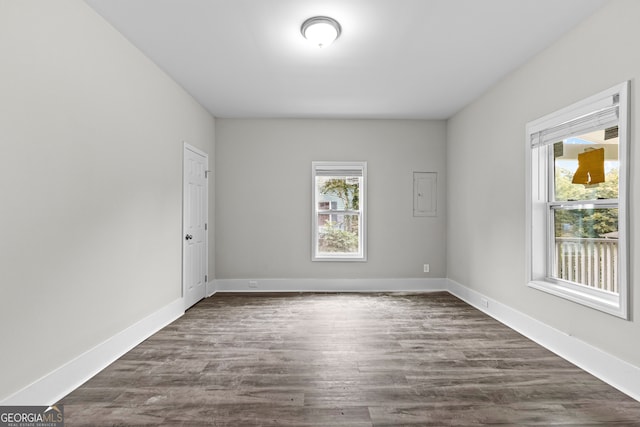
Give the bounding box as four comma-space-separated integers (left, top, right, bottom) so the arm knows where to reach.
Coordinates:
0, 1, 215, 400
215, 119, 446, 280
447, 0, 640, 368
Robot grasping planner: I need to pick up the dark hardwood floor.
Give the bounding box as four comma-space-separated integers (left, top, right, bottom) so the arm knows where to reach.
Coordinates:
60, 292, 640, 426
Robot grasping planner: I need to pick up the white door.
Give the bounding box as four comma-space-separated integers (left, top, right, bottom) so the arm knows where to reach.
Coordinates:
183, 143, 208, 309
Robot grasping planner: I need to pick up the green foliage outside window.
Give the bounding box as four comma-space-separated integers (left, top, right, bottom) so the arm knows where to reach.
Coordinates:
319, 221, 358, 253
554, 167, 618, 238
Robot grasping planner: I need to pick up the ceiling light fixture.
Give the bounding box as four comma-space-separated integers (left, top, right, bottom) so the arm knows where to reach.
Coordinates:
301, 16, 341, 48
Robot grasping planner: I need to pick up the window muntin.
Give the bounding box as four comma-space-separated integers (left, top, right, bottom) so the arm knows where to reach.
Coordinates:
312, 162, 366, 261
526, 82, 629, 318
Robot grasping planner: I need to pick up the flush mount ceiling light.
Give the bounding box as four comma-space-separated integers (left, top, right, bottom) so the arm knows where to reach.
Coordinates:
301, 16, 341, 48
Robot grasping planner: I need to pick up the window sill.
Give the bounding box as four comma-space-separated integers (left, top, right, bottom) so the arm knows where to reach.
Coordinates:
312, 254, 367, 262
528, 279, 627, 319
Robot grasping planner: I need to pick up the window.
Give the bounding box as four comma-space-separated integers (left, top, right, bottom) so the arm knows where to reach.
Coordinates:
526, 82, 629, 318
312, 161, 367, 261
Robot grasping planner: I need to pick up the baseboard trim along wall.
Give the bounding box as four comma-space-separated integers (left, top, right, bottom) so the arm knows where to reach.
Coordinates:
446, 279, 640, 402
212, 277, 448, 293
4, 279, 638, 405
0, 298, 184, 406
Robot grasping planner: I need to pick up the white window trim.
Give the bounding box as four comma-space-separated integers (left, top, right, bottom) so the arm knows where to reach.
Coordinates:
312, 161, 367, 262
525, 81, 629, 319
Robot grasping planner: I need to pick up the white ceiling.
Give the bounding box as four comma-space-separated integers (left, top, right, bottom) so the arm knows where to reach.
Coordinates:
85, 0, 606, 119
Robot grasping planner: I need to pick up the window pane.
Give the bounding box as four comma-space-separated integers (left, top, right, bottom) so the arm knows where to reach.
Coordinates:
553, 128, 619, 201
315, 175, 362, 255
317, 214, 360, 253
552, 207, 618, 293
316, 176, 361, 211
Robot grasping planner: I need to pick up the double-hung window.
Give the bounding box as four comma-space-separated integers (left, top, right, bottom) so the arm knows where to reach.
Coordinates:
312, 161, 367, 261
526, 82, 629, 318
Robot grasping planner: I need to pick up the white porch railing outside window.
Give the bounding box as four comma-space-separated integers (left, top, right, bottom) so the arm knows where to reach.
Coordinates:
554, 238, 618, 293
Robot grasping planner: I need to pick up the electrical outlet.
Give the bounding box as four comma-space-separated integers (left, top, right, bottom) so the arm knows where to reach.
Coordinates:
423, 264, 430, 273
248, 280, 258, 289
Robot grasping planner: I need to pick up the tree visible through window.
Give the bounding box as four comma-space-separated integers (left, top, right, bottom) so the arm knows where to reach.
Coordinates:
312, 162, 366, 261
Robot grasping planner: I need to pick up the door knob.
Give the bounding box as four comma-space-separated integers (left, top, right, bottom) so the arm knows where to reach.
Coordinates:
185, 234, 193, 240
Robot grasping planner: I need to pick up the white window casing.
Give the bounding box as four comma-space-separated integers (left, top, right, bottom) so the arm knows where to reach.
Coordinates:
525, 82, 629, 319
312, 161, 367, 262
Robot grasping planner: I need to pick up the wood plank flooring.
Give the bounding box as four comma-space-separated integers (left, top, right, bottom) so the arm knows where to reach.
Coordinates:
59, 292, 640, 426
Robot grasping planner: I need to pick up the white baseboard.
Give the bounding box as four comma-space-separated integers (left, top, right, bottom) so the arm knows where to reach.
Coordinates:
0, 298, 184, 406
4, 279, 637, 405
213, 277, 448, 293
446, 278, 640, 402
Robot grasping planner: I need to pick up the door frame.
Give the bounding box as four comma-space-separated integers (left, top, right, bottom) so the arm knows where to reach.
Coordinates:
182, 142, 209, 309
